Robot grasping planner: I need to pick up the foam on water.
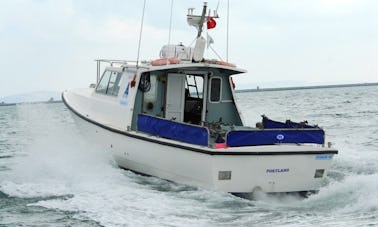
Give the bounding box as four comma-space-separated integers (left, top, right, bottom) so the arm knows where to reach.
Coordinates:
1, 86, 378, 226
1, 104, 234, 225
2, 104, 116, 196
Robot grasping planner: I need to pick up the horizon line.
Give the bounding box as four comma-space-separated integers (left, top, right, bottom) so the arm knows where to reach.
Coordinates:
236, 82, 378, 93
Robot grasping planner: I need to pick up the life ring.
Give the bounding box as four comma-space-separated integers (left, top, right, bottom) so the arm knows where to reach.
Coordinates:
151, 58, 180, 66
217, 61, 236, 67
168, 58, 180, 64
205, 59, 236, 67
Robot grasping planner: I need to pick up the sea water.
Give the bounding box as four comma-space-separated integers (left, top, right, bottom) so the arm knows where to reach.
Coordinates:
0, 86, 377, 226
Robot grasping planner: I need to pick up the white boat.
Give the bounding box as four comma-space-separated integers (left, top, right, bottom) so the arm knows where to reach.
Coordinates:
62, 3, 337, 194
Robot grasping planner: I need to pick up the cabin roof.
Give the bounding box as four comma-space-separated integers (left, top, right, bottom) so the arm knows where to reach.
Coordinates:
145, 62, 247, 75
102, 61, 247, 76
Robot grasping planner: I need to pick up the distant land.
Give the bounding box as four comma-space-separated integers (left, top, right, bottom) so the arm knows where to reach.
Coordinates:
236, 82, 378, 93
0, 100, 62, 107
0, 91, 62, 106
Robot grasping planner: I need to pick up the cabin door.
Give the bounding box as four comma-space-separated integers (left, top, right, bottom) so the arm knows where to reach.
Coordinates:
165, 73, 185, 121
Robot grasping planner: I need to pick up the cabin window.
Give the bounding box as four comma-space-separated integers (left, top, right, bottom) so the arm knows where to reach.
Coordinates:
185, 75, 203, 98
183, 74, 204, 124
210, 77, 221, 102
96, 71, 111, 94
96, 70, 122, 96
107, 71, 122, 96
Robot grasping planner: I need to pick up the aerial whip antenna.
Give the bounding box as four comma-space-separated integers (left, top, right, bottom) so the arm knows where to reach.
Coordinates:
136, 0, 147, 67
168, 0, 174, 44
226, 0, 229, 62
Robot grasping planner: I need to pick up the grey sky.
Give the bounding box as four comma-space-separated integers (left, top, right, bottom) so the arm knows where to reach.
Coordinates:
1, 0, 377, 97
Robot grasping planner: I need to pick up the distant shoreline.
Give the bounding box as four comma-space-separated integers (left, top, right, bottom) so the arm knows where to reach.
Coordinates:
236, 82, 378, 93
0, 100, 62, 107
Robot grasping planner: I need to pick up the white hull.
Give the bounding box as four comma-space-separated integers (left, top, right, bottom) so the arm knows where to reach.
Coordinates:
70, 107, 336, 194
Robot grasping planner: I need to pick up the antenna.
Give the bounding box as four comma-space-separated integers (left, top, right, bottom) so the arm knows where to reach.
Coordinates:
168, 0, 174, 44
136, 0, 147, 67
226, 0, 229, 62
216, 0, 220, 12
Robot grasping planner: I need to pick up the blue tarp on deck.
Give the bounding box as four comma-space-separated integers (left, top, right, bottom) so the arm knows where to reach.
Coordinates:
226, 129, 325, 147
137, 114, 208, 146
262, 115, 317, 129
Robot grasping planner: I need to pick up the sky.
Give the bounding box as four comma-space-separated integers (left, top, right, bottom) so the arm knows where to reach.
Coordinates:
0, 0, 377, 97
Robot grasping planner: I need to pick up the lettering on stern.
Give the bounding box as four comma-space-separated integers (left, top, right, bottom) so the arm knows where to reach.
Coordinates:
266, 168, 290, 174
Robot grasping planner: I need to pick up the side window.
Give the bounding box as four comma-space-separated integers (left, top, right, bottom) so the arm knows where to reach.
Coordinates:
96, 71, 111, 94
96, 70, 122, 96
107, 71, 122, 96
210, 77, 221, 102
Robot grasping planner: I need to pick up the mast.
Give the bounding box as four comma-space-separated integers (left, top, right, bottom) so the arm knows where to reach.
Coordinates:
187, 2, 219, 62
197, 2, 207, 38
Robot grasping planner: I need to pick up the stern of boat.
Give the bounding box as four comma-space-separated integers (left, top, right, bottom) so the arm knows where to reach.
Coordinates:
210, 146, 336, 193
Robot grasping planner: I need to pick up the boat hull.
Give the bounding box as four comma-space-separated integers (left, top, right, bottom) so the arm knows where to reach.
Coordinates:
68, 108, 336, 194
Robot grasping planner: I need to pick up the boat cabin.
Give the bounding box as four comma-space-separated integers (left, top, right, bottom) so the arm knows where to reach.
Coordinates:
94, 61, 246, 147
131, 67, 243, 129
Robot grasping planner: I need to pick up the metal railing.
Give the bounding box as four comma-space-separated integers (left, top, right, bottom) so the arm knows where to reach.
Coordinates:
94, 59, 140, 83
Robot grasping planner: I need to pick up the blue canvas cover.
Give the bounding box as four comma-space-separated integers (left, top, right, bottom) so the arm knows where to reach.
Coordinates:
262, 115, 317, 129
226, 129, 325, 147
137, 114, 208, 146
